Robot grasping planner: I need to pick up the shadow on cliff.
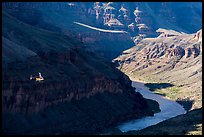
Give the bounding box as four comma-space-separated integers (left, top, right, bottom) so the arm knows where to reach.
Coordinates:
176, 98, 194, 111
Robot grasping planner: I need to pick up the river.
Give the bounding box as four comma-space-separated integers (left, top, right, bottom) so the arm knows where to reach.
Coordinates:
117, 79, 186, 132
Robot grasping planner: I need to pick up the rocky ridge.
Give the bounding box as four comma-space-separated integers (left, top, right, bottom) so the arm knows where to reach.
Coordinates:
3, 2, 202, 59
114, 29, 202, 109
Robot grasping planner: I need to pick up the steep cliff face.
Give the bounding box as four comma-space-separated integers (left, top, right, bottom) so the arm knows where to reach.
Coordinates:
2, 2, 135, 61
114, 29, 202, 110
65, 26, 134, 60
3, 2, 201, 59
2, 10, 158, 135
3, 53, 135, 114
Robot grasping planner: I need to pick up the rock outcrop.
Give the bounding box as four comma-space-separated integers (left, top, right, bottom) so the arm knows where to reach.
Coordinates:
3, 2, 202, 59
114, 28, 202, 110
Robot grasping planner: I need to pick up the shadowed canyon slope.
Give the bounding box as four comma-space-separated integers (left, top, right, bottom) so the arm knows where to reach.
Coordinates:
2, 9, 159, 135
2, 2, 135, 60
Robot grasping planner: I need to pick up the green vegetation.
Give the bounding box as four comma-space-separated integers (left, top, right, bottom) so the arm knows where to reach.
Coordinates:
145, 83, 174, 91
144, 83, 180, 100
132, 70, 139, 76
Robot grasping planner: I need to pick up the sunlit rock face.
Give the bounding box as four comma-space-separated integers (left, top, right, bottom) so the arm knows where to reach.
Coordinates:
114, 29, 202, 110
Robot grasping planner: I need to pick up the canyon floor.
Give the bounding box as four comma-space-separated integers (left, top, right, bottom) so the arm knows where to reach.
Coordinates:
2, 2, 202, 135
122, 77, 202, 135
114, 29, 202, 110
113, 29, 202, 135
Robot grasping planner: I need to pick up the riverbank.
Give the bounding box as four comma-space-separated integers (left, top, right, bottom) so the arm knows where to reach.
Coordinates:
123, 108, 202, 135
99, 98, 160, 135
117, 79, 186, 132
122, 76, 201, 135
100, 76, 186, 135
